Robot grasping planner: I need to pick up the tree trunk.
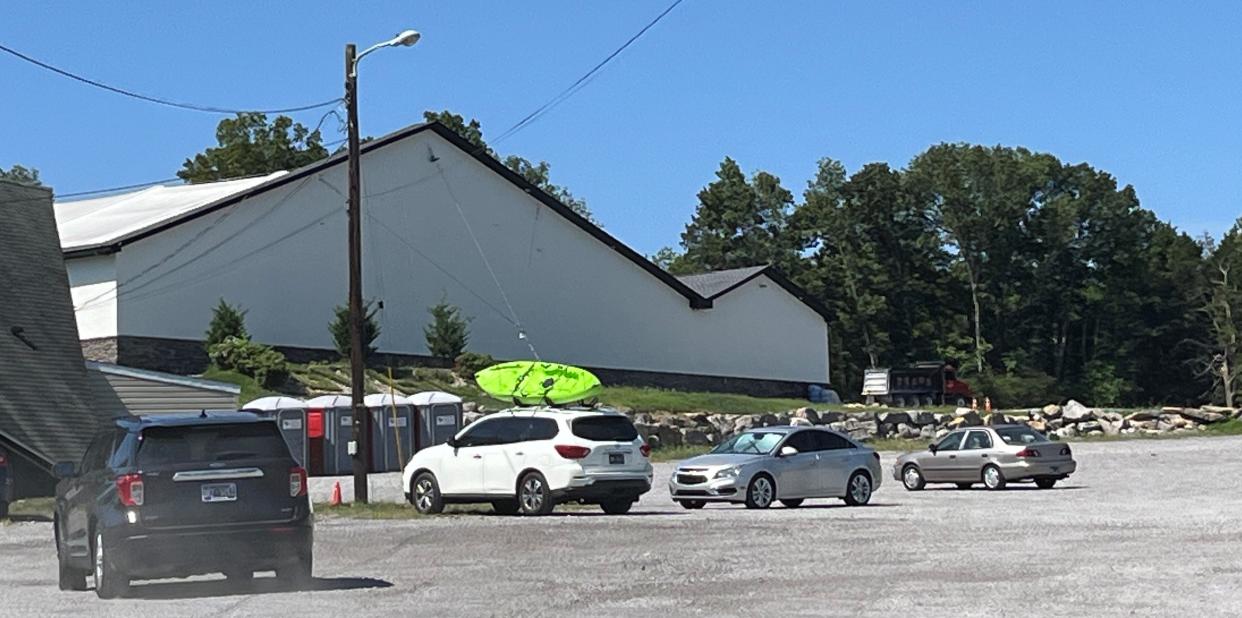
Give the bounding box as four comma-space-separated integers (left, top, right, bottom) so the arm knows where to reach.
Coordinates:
964, 260, 984, 373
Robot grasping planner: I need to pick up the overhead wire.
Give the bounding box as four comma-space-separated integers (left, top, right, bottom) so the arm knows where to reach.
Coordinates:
0, 42, 341, 115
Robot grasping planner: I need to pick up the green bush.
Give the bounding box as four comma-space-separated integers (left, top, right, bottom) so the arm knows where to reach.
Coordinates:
413, 366, 454, 382
424, 301, 471, 358
204, 298, 248, 351
454, 352, 496, 379
970, 369, 1061, 408
1081, 360, 1134, 407
207, 336, 289, 389
329, 301, 381, 359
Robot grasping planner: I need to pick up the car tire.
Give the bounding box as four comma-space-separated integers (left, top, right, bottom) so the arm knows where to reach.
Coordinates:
92, 530, 128, 599
982, 465, 1007, 490
410, 472, 445, 514
744, 475, 775, 509
517, 472, 555, 516
0, 500, 8, 520
276, 551, 313, 589
843, 471, 873, 506
955, 482, 973, 490
677, 500, 706, 510
1035, 477, 1058, 489
600, 499, 633, 515
901, 464, 926, 491
56, 517, 87, 591
779, 499, 804, 508
491, 499, 519, 515
953, 396, 968, 408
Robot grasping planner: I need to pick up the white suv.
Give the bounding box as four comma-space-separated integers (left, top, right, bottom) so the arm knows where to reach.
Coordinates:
402, 407, 653, 515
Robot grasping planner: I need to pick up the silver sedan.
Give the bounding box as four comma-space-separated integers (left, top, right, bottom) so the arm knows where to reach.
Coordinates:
668, 426, 883, 509
894, 424, 1077, 490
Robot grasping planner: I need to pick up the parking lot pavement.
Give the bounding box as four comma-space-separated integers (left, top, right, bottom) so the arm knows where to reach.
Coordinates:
6, 435, 1242, 617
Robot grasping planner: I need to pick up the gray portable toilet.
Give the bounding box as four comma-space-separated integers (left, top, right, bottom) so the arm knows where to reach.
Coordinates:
306, 395, 353, 476
241, 396, 308, 467
409, 391, 463, 452
365, 394, 416, 472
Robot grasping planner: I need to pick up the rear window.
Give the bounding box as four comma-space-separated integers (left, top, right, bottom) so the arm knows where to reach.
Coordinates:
571, 416, 638, 442
137, 422, 290, 466
995, 426, 1048, 445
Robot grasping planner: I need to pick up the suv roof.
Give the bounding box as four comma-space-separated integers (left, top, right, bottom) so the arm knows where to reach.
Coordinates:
114, 410, 268, 429
498, 406, 628, 419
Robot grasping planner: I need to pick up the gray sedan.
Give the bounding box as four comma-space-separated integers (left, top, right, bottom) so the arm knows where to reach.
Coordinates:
668, 426, 883, 509
894, 424, 1077, 491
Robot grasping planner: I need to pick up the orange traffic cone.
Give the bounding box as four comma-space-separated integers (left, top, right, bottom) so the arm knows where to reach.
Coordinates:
329, 480, 342, 506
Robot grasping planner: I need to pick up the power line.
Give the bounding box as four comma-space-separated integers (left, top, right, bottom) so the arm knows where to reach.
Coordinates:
491, 0, 686, 145
0, 42, 341, 115
58, 177, 183, 199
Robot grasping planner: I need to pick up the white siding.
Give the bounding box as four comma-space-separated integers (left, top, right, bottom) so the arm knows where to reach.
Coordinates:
99, 131, 827, 383
66, 254, 118, 339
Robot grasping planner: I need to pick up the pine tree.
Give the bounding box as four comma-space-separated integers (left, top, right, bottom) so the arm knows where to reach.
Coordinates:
424, 301, 471, 359
205, 299, 249, 350
329, 301, 381, 359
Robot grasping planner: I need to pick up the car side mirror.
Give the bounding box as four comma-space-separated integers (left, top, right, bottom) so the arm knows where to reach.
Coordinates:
778, 446, 798, 458
53, 462, 77, 479
928, 444, 938, 454
446, 436, 459, 448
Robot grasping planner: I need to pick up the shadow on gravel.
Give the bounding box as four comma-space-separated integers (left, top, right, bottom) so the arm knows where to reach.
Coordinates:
927, 485, 1089, 492
4, 514, 53, 523
125, 576, 392, 600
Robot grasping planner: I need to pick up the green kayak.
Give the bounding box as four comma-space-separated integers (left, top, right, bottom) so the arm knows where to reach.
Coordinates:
475, 361, 603, 405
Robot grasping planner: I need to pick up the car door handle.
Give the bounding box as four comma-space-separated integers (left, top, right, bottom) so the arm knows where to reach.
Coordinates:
472, 454, 482, 460
948, 455, 956, 459
514, 452, 524, 456
981, 454, 988, 458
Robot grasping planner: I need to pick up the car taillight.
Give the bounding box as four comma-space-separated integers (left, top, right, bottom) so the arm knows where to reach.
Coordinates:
1060, 446, 1071, 456
116, 474, 144, 506
289, 467, 308, 497
554, 445, 591, 459
639, 444, 652, 458
1016, 448, 1041, 458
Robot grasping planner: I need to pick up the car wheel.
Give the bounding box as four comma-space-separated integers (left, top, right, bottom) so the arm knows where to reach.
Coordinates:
901, 464, 925, 491
982, 465, 1007, 490
56, 517, 87, 591
843, 471, 873, 506
0, 500, 8, 520
779, 499, 804, 508
276, 550, 313, 589
517, 472, 555, 515
93, 530, 128, 599
491, 499, 519, 515
744, 475, 775, 509
410, 472, 445, 514
953, 396, 968, 408
955, 482, 973, 490
677, 500, 706, 510
1035, 477, 1057, 489
599, 499, 634, 515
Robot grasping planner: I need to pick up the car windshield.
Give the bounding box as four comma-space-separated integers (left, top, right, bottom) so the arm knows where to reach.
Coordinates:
711, 431, 785, 455
995, 426, 1048, 445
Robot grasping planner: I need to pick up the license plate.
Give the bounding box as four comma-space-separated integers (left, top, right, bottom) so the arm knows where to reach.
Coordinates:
201, 483, 237, 503
609, 453, 625, 465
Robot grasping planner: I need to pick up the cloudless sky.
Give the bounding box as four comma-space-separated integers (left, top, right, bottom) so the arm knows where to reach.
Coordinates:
3, 2, 1241, 255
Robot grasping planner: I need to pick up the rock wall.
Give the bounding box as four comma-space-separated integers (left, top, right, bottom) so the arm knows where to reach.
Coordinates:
460, 400, 1242, 448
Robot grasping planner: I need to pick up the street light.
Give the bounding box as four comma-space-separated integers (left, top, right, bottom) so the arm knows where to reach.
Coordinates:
344, 30, 419, 504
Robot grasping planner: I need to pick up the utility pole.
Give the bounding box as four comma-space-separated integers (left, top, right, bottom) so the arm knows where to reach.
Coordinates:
345, 42, 370, 504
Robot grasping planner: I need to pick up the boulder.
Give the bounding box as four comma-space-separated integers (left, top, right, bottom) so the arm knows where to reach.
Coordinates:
1202, 405, 1237, 415
911, 411, 937, 426
896, 423, 921, 440
1077, 421, 1102, 434
656, 425, 683, 448
1099, 411, 1124, 423
1061, 400, 1093, 422
877, 411, 912, 426
954, 407, 975, 417
683, 429, 712, 446
919, 425, 937, 439
689, 413, 711, 427
1047, 418, 1064, 430
948, 411, 982, 427
1027, 419, 1047, 433
634, 423, 660, 440
819, 411, 845, 424
934, 428, 949, 439
1042, 404, 1062, 419
829, 421, 847, 432
462, 401, 479, 414
1055, 426, 1078, 439
1098, 418, 1122, 436
462, 411, 484, 426
1124, 410, 1160, 423
1179, 409, 1226, 424
793, 407, 820, 424
733, 415, 760, 433
759, 413, 780, 427
932, 413, 951, 426
789, 418, 814, 427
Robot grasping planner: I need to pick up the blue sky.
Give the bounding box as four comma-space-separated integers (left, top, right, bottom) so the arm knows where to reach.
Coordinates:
3, 2, 1240, 255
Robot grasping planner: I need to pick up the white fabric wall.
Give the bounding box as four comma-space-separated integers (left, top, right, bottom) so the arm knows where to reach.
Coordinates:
66, 254, 117, 339
102, 131, 828, 383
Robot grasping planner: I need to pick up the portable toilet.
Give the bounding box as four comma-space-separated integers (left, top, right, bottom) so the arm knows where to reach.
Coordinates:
408, 391, 463, 451
305, 395, 353, 476
365, 394, 416, 472
241, 396, 309, 468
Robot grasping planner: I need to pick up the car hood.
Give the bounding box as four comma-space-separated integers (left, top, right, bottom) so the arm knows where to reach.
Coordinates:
677, 453, 768, 469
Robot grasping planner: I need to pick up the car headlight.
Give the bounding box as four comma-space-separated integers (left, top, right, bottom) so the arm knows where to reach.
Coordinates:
714, 465, 742, 480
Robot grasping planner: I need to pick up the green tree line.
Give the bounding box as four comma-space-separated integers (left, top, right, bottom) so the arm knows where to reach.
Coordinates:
660, 145, 1240, 408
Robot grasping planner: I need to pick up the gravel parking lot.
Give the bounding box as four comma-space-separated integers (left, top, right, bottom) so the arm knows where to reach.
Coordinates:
4, 435, 1242, 617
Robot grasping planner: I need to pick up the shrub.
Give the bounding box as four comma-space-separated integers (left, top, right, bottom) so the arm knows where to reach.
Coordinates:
454, 352, 496, 379
329, 301, 381, 359
970, 369, 1061, 408
208, 336, 289, 389
1081, 360, 1134, 407
204, 298, 248, 351
424, 301, 471, 358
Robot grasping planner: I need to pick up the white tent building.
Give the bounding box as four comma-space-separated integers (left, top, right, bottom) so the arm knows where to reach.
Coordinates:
56, 122, 830, 396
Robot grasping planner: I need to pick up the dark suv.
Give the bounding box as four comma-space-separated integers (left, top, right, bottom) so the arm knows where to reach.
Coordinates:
53, 412, 313, 598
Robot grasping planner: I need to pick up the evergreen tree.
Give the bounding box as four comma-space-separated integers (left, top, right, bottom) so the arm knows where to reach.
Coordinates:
329, 301, 381, 359
204, 299, 249, 350
424, 301, 471, 359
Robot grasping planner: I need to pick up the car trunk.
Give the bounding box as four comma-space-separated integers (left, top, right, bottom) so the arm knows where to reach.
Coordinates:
571, 416, 647, 475
135, 423, 300, 529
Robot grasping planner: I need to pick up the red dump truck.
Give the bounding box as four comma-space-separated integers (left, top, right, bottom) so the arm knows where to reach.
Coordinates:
861, 361, 974, 407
